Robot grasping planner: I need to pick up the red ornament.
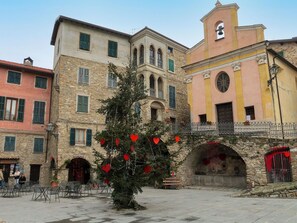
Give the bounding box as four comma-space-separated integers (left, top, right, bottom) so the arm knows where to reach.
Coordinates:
130, 145, 135, 152
153, 137, 160, 145
123, 154, 130, 161
144, 165, 152, 174
284, 151, 290, 158
101, 163, 111, 173
104, 179, 110, 185
115, 138, 120, 146
175, 135, 180, 143
130, 134, 139, 142
100, 138, 106, 146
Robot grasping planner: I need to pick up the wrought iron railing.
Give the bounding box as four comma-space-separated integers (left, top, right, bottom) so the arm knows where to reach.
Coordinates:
171, 122, 297, 139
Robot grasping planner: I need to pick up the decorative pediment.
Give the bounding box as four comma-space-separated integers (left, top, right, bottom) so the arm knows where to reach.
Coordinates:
185, 77, 192, 84
203, 71, 211, 79
256, 55, 267, 64
231, 62, 241, 71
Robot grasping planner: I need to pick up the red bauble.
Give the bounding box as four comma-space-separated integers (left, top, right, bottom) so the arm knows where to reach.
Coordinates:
144, 165, 152, 174
104, 179, 110, 185
100, 138, 106, 146
115, 138, 120, 146
123, 154, 130, 161
102, 163, 111, 173
284, 151, 290, 158
175, 135, 180, 143
130, 134, 139, 142
153, 137, 160, 145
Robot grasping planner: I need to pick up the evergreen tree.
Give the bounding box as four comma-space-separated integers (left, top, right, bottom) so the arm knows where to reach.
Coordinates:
93, 62, 182, 210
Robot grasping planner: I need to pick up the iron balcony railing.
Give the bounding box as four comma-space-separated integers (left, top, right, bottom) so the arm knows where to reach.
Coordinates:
170, 122, 297, 139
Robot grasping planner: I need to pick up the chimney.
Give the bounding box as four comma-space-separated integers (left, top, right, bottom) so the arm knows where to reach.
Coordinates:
23, 57, 33, 66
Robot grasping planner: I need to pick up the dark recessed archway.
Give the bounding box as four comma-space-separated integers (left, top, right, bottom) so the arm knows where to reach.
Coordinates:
67, 158, 91, 184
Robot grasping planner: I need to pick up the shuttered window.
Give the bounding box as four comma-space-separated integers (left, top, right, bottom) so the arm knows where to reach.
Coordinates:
168, 59, 174, 72
17, 99, 25, 122
169, 86, 176, 109
70, 128, 92, 146
79, 33, 90, 51
33, 138, 44, 153
33, 101, 45, 124
77, 95, 88, 113
7, 71, 21, 84
108, 40, 118, 57
0, 97, 25, 122
0, 96, 5, 120
4, 136, 16, 151
35, 76, 47, 89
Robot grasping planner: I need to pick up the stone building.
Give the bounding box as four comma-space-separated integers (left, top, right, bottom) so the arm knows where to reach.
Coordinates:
179, 1, 297, 188
49, 16, 189, 184
0, 58, 53, 185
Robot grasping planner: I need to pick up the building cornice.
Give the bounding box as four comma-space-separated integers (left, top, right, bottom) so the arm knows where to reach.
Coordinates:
200, 3, 239, 22
236, 24, 266, 31
183, 41, 266, 71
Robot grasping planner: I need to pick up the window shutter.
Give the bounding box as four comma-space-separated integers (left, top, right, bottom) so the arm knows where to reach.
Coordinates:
0, 96, 5, 120
83, 97, 88, 112
17, 99, 25, 122
169, 86, 176, 109
70, 128, 75, 146
86, 129, 92, 146
169, 59, 174, 72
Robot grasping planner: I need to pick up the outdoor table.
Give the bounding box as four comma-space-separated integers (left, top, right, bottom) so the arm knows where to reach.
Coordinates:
32, 186, 50, 201
2, 187, 19, 198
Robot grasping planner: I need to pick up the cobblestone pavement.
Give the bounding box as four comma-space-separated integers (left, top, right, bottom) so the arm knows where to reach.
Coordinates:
1, 187, 297, 223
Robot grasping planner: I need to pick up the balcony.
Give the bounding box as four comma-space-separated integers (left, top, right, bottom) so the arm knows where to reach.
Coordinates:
170, 122, 297, 139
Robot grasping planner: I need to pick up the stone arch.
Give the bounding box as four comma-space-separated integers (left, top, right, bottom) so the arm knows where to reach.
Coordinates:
67, 158, 91, 184
180, 142, 247, 188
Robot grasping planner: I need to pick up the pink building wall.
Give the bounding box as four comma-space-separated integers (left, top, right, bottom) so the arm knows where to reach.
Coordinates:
0, 61, 53, 131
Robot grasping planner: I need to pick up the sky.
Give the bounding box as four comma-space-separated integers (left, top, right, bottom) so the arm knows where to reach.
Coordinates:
1, 0, 297, 69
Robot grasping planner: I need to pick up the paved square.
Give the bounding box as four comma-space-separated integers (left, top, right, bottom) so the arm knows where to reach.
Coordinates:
1, 187, 297, 223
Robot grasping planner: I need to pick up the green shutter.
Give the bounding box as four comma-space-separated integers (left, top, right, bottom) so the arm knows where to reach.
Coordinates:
17, 99, 25, 122
0, 96, 5, 120
86, 129, 92, 146
80, 33, 90, 50
108, 41, 118, 57
4, 136, 15, 151
169, 86, 176, 109
169, 59, 174, 72
33, 101, 45, 124
70, 128, 75, 146
34, 138, 44, 153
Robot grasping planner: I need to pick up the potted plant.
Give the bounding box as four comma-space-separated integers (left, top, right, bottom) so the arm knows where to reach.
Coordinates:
50, 170, 59, 187
243, 120, 250, 126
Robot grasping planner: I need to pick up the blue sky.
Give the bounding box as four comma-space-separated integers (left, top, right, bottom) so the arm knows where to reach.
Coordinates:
1, 0, 297, 69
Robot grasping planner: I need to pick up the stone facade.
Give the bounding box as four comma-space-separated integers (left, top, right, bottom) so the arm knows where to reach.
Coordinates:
48, 16, 190, 184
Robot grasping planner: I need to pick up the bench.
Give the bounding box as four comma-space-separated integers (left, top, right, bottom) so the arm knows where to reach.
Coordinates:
162, 177, 181, 189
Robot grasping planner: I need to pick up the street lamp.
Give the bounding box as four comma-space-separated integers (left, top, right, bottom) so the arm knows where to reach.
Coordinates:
45, 123, 58, 162
268, 60, 284, 140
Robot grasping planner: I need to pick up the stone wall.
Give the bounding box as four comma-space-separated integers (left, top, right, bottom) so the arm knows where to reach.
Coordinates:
269, 42, 297, 67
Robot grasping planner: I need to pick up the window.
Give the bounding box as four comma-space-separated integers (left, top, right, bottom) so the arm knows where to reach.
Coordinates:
0, 97, 25, 122
158, 77, 163, 99
7, 71, 21, 84
149, 45, 155, 65
108, 40, 118, 57
78, 68, 89, 85
245, 106, 255, 120
4, 136, 15, 151
169, 86, 176, 109
216, 72, 230, 93
108, 73, 117, 88
139, 45, 144, 65
216, 22, 225, 40
199, 114, 207, 124
70, 128, 92, 146
151, 108, 157, 121
77, 95, 88, 113
79, 33, 90, 51
157, 49, 163, 68
139, 74, 145, 92
33, 101, 45, 124
168, 47, 173, 54
35, 76, 47, 89
33, 138, 44, 153
133, 49, 137, 66
168, 59, 174, 72
149, 75, 155, 97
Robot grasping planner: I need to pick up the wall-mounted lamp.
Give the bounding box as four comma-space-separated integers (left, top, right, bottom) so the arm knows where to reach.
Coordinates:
46, 123, 58, 138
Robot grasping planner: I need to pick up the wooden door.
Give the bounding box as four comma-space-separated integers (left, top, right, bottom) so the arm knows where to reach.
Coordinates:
30, 165, 41, 184
216, 102, 234, 134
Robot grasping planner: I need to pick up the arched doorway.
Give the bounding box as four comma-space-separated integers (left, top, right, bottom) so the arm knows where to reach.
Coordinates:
68, 158, 91, 184
182, 143, 247, 188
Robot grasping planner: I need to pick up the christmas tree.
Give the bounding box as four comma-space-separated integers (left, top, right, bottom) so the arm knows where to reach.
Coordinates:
93, 62, 182, 210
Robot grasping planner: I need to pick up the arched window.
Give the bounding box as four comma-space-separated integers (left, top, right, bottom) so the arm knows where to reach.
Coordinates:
139, 45, 144, 65
157, 49, 163, 68
216, 22, 225, 39
139, 74, 145, 92
149, 45, 155, 65
158, 77, 163, 99
133, 48, 137, 66
149, 74, 155, 97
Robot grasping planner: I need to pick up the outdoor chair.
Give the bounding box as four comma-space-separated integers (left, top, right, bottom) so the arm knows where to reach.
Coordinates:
47, 186, 60, 202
